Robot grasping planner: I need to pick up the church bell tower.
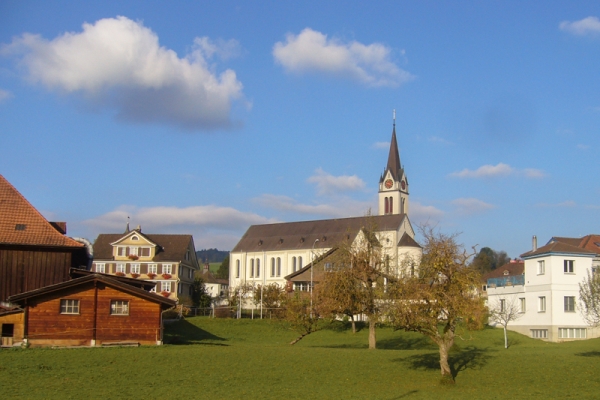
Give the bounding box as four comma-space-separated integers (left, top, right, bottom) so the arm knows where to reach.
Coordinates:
378, 111, 409, 216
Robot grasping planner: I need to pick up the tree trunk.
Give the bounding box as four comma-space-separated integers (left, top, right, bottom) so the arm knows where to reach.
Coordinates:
436, 334, 455, 383
289, 331, 311, 345
350, 315, 356, 334
503, 325, 508, 349
368, 318, 376, 349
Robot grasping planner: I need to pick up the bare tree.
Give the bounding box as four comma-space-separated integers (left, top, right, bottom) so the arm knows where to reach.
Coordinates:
488, 296, 523, 349
387, 227, 485, 383
579, 270, 600, 326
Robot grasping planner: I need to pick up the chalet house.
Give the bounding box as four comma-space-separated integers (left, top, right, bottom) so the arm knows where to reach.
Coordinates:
0, 303, 24, 347
0, 174, 89, 302
200, 264, 229, 305
230, 121, 422, 294
7, 270, 176, 347
92, 228, 199, 302
486, 235, 600, 342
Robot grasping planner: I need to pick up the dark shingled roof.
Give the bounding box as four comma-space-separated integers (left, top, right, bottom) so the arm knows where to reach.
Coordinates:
398, 232, 421, 248
93, 232, 194, 262
232, 214, 409, 253
0, 174, 83, 248
520, 240, 597, 258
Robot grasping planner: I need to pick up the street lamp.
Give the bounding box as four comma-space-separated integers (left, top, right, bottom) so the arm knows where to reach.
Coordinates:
311, 238, 319, 317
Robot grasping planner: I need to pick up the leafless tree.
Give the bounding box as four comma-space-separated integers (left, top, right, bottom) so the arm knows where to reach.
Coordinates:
579, 270, 600, 327
488, 295, 523, 349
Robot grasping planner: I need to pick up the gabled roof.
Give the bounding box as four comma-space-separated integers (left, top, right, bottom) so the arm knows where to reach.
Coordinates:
232, 214, 408, 253
110, 229, 158, 247
481, 261, 524, 282
284, 248, 338, 282
520, 240, 597, 259
8, 273, 176, 307
398, 232, 421, 248
93, 233, 195, 262
69, 268, 157, 291
0, 175, 84, 248
380, 125, 404, 183
550, 235, 600, 255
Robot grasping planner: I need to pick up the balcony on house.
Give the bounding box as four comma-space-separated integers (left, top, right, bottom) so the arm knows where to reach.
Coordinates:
487, 275, 525, 288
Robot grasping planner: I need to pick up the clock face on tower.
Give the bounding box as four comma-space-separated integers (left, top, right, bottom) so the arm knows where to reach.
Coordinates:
401, 180, 406, 190
384, 179, 393, 189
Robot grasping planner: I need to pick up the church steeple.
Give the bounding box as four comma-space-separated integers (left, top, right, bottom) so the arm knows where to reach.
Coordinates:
378, 110, 409, 216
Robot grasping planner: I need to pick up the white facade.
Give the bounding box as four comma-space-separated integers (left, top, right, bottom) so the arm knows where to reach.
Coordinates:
487, 239, 599, 341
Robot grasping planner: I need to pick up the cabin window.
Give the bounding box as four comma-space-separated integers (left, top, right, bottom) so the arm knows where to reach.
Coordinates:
60, 299, 80, 314
564, 296, 575, 312
161, 281, 172, 292
131, 235, 139, 241
148, 264, 157, 274
520, 298, 526, 313
116, 263, 126, 274
96, 263, 105, 273
559, 328, 586, 339
162, 264, 172, 274
564, 260, 575, 274
531, 329, 548, 339
537, 260, 545, 275
118, 247, 126, 256
110, 300, 129, 315
140, 247, 150, 257
538, 296, 546, 312
131, 264, 140, 274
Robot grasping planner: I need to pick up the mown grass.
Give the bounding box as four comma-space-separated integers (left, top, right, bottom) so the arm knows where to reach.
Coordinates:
1, 317, 600, 399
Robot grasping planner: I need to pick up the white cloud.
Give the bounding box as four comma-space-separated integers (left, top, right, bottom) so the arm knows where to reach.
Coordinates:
428, 136, 453, 145
409, 201, 444, 223
451, 198, 495, 215
273, 28, 414, 87
0, 88, 12, 103
253, 194, 369, 218
577, 144, 590, 150
560, 16, 600, 36
2, 16, 244, 131
83, 204, 273, 232
307, 168, 365, 195
372, 141, 390, 149
536, 200, 577, 208
449, 163, 545, 179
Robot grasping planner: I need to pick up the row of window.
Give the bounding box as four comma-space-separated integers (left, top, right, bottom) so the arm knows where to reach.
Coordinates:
149, 281, 173, 293
116, 246, 151, 257
96, 263, 172, 275
499, 296, 577, 313
60, 299, 129, 315
234, 257, 305, 278
537, 260, 576, 275
531, 328, 587, 339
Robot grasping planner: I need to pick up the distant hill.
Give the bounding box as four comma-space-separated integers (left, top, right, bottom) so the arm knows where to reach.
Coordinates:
196, 248, 229, 263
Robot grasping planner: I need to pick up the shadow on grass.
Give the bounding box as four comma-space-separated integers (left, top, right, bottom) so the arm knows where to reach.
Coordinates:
164, 319, 228, 345
395, 346, 494, 380
575, 351, 600, 357
378, 336, 436, 350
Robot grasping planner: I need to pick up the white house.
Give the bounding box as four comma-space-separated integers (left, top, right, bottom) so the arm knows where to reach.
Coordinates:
229, 120, 422, 291
487, 235, 600, 342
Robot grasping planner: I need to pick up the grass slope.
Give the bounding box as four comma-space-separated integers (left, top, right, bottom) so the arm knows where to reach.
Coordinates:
1, 318, 600, 399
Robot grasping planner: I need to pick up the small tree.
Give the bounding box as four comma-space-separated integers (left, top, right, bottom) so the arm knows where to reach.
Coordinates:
387, 227, 484, 383
488, 296, 522, 349
253, 283, 286, 318
316, 263, 362, 333
579, 270, 600, 326
229, 284, 253, 318
280, 291, 321, 345
216, 255, 230, 279
191, 276, 212, 308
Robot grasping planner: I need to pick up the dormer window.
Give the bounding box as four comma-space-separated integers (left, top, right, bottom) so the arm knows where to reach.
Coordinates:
131, 236, 139, 241
503, 270, 509, 276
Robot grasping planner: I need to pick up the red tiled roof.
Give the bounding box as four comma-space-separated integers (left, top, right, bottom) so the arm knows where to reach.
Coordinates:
553, 235, 600, 255
520, 240, 597, 258
481, 261, 524, 282
0, 175, 83, 248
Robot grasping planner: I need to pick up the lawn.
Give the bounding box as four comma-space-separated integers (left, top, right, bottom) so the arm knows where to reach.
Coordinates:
1, 317, 600, 399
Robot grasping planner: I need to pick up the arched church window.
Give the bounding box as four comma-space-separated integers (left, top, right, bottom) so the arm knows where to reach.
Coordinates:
271, 258, 276, 277
236, 260, 240, 278
292, 257, 297, 272
256, 259, 260, 277
277, 257, 281, 276
299, 256, 303, 269
250, 259, 254, 277
389, 197, 393, 214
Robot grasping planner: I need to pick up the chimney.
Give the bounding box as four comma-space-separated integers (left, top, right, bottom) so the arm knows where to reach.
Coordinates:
532, 235, 537, 251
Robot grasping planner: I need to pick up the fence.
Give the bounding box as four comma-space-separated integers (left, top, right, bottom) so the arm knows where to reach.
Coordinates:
487, 275, 525, 288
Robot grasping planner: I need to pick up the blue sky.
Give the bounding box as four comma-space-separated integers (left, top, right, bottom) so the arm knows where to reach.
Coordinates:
1, 1, 599, 258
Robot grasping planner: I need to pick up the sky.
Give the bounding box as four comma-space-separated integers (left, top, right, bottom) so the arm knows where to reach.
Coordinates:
1, 1, 599, 258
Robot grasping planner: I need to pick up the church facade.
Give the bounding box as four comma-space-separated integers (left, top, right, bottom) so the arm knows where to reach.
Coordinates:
229, 121, 422, 291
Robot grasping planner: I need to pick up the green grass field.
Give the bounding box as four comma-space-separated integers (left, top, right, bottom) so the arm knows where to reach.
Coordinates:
1, 317, 599, 399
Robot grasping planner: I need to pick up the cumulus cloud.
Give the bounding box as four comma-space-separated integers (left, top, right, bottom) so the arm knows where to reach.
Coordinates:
559, 16, 600, 36
1, 16, 244, 131
451, 198, 495, 215
409, 201, 444, 224
273, 28, 414, 87
253, 194, 372, 218
307, 168, 365, 195
449, 163, 545, 179
0, 88, 12, 103
83, 204, 273, 232
372, 141, 390, 149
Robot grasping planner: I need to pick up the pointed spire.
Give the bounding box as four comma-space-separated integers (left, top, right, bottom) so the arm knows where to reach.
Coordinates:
386, 110, 402, 181
125, 216, 130, 234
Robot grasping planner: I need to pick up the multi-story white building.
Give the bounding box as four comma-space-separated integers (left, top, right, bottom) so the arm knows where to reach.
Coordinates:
229, 120, 422, 291
487, 235, 600, 341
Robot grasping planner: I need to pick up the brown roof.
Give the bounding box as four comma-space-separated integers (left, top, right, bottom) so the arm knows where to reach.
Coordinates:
0, 175, 83, 248
398, 232, 421, 248
93, 232, 195, 262
481, 261, 524, 282
8, 273, 176, 308
520, 240, 597, 258
232, 214, 409, 253
551, 235, 600, 255
70, 268, 157, 291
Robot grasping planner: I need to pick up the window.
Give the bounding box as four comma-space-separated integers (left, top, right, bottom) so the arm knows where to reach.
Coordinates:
271, 258, 275, 277
178, 283, 183, 294
537, 260, 545, 275
161, 281, 171, 292
292, 257, 297, 272
520, 298, 526, 313
564, 296, 575, 312
277, 257, 281, 277
389, 197, 393, 214
148, 264, 157, 274
162, 264, 172, 274
118, 247, 126, 256
110, 300, 129, 315
236, 260, 240, 278
325, 262, 333, 271
500, 299, 506, 312
96, 263, 105, 273
299, 256, 303, 269
60, 299, 80, 314
131, 264, 140, 274
256, 259, 260, 278
116, 263, 126, 273
189, 268, 194, 279
531, 329, 548, 339
131, 235, 139, 241
559, 328, 586, 339
250, 259, 255, 277
482, 285, 487, 292
538, 296, 546, 312
140, 247, 150, 257
384, 197, 389, 214
564, 260, 574, 273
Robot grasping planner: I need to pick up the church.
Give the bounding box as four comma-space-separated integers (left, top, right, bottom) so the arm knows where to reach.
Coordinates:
229, 119, 422, 291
